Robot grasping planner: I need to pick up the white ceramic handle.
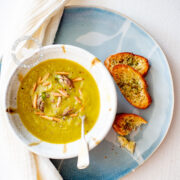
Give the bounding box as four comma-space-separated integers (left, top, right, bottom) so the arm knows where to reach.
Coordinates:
11, 36, 43, 68
77, 116, 89, 169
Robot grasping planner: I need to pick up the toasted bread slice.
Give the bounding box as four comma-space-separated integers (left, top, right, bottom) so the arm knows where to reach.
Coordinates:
112, 64, 152, 109
104, 52, 149, 76
113, 113, 147, 136
117, 136, 136, 154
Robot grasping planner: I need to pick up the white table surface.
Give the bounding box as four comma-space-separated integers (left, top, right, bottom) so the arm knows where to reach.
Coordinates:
0, 0, 180, 179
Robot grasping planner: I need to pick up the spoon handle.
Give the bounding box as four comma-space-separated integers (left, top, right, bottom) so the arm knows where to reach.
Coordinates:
77, 138, 89, 169
77, 116, 89, 169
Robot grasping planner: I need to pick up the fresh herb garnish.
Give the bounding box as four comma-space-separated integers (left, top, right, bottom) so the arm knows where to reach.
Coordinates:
55, 75, 60, 81
41, 92, 46, 100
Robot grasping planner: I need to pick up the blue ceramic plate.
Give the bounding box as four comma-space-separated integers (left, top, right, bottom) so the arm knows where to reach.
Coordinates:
51, 5, 173, 179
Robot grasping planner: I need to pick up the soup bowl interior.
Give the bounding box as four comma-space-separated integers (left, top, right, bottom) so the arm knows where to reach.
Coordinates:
5, 45, 117, 159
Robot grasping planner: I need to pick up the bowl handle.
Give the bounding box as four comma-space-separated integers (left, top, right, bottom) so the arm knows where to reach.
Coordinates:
11, 36, 43, 68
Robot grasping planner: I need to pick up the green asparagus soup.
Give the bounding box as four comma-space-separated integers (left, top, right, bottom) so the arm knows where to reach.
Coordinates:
17, 59, 100, 143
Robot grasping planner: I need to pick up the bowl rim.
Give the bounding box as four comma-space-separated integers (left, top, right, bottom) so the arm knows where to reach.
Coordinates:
4, 44, 117, 159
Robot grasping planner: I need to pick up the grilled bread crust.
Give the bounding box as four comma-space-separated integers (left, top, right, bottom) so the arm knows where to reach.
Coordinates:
113, 113, 147, 136
104, 52, 149, 76
112, 64, 152, 109
117, 135, 136, 154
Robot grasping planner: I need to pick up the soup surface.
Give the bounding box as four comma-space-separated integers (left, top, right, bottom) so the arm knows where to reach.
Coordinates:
17, 59, 100, 143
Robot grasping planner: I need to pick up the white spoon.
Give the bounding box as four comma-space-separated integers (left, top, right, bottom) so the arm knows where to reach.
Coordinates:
77, 115, 89, 169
